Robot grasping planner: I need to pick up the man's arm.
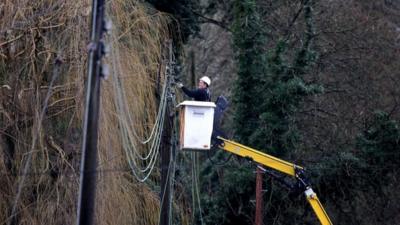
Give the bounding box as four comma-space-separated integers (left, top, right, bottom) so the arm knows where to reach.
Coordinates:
181, 86, 203, 99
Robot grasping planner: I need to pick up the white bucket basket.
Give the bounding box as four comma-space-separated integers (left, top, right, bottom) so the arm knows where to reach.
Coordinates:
178, 101, 216, 150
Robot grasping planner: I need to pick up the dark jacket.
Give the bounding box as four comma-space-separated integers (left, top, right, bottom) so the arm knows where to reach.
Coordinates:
181, 86, 211, 101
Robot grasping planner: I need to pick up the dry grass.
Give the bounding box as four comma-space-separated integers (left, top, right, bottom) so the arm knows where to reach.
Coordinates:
0, 0, 188, 224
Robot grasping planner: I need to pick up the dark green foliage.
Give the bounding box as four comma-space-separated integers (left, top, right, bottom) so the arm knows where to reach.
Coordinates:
312, 111, 400, 191
200, 159, 255, 225
232, 0, 267, 146
232, 0, 321, 158
357, 111, 400, 179
145, 0, 200, 43
251, 1, 321, 157
308, 111, 400, 224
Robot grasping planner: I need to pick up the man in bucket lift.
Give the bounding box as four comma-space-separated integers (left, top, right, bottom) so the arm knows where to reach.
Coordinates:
177, 76, 211, 102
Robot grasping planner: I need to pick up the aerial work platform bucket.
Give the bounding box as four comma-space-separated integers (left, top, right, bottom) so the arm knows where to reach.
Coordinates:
178, 101, 216, 150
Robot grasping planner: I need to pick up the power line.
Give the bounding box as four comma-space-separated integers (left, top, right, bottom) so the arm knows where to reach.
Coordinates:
192, 152, 205, 225
110, 41, 167, 161
109, 35, 173, 183
207, 147, 233, 166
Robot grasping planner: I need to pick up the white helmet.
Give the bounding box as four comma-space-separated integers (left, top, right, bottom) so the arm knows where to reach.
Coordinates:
200, 76, 211, 86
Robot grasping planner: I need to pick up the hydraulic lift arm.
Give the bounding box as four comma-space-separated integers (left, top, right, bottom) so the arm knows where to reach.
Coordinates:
216, 136, 333, 225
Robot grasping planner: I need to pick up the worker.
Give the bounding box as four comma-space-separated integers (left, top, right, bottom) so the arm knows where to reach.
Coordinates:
177, 76, 211, 102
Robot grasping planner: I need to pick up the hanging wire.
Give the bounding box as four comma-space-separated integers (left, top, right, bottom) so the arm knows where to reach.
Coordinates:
207, 147, 233, 166
111, 42, 168, 161
121, 98, 165, 181
119, 79, 167, 162
109, 35, 171, 182
192, 152, 205, 225
118, 70, 168, 145
120, 89, 166, 171
111, 36, 169, 147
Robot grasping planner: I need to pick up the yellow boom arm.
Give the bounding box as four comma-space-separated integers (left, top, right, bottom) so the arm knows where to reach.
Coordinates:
217, 137, 333, 225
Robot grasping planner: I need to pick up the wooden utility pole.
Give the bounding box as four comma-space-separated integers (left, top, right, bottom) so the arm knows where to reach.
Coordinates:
255, 165, 264, 225
160, 109, 172, 225
160, 41, 174, 225
76, 0, 107, 224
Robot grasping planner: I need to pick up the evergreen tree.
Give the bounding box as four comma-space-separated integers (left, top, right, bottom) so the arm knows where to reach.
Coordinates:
232, 0, 321, 157
232, 0, 267, 145
249, 0, 322, 157
357, 111, 400, 178
310, 111, 400, 224
198, 3, 266, 224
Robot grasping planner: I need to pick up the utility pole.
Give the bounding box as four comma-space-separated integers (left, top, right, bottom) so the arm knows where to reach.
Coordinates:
255, 165, 264, 225
160, 40, 174, 225
76, 0, 109, 224
160, 108, 172, 225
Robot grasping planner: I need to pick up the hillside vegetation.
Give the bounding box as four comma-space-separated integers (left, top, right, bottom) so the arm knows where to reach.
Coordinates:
0, 0, 189, 224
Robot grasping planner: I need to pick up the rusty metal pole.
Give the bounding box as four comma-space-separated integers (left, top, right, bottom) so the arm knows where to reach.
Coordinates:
255, 165, 264, 225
